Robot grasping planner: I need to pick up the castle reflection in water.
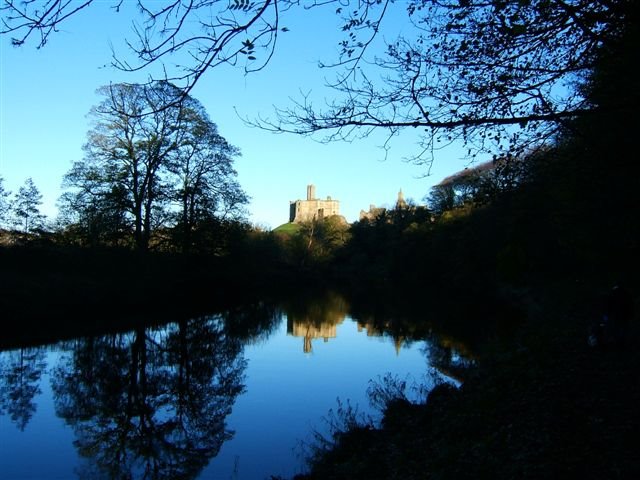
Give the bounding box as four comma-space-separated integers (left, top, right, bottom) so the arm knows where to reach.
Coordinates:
284, 292, 405, 354
286, 316, 407, 354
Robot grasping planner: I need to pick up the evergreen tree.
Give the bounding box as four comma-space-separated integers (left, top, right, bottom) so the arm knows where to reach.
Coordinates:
12, 177, 45, 233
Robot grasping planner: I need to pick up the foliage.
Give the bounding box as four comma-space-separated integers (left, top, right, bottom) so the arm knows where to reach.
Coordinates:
335, 204, 433, 282
366, 372, 436, 414
427, 155, 529, 213
300, 397, 374, 472
2, 3, 639, 478
57, 174, 132, 247
168, 101, 248, 252
0, 348, 46, 431
60, 82, 247, 251
295, 13, 640, 477
255, 0, 634, 163
282, 216, 351, 268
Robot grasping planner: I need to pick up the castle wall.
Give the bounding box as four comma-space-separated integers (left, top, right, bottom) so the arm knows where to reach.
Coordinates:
290, 199, 340, 223
289, 184, 340, 223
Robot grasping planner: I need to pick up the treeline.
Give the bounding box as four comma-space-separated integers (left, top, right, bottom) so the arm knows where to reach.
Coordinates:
4, 97, 637, 321
275, 126, 638, 296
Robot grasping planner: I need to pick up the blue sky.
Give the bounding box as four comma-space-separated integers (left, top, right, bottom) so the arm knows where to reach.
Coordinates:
0, 2, 474, 229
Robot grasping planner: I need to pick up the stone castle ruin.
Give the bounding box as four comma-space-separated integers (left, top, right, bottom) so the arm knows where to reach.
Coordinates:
289, 184, 340, 223
359, 189, 408, 220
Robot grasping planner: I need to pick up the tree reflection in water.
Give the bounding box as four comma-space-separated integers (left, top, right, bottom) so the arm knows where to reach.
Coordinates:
51, 315, 246, 479
423, 334, 476, 384
0, 347, 47, 431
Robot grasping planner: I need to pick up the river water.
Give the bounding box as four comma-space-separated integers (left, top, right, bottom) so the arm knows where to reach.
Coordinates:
0, 292, 466, 479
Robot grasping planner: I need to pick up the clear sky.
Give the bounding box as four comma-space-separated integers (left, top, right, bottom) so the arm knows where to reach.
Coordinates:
0, 2, 475, 230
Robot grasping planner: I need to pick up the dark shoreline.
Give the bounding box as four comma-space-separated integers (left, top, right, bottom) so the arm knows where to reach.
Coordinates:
0, 244, 293, 350
292, 280, 640, 479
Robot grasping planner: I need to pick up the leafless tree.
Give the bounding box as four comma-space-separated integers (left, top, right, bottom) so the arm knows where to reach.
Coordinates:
2, 0, 294, 103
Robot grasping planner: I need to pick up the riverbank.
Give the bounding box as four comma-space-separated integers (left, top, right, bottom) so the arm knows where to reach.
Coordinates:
0, 244, 294, 350
292, 280, 640, 479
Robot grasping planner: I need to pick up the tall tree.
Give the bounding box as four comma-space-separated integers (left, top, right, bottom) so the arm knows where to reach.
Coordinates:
0, 347, 46, 431
83, 82, 181, 250
12, 177, 45, 233
58, 165, 131, 247
169, 100, 248, 252
61, 82, 246, 250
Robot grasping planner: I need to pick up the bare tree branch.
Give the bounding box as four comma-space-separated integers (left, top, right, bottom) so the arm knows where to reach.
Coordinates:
2, 0, 634, 162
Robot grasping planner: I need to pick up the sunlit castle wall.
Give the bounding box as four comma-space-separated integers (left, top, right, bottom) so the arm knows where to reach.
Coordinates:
289, 184, 340, 223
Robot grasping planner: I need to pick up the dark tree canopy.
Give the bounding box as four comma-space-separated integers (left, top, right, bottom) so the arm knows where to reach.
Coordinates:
60, 82, 247, 251
260, 0, 636, 162
2, 1, 637, 161
427, 156, 528, 213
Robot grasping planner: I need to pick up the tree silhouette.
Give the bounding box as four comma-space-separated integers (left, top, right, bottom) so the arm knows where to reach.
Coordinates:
427, 157, 528, 213
57, 177, 132, 247
60, 82, 246, 250
12, 177, 46, 233
1, 0, 289, 104
168, 98, 248, 252
258, 0, 636, 162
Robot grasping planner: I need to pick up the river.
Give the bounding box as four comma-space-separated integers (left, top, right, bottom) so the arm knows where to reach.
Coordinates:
0, 291, 467, 479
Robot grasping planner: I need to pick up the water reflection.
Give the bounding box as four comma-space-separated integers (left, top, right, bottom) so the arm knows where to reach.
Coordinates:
423, 334, 476, 384
355, 320, 409, 355
0, 293, 477, 480
223, 301, 282, 344
51, 316, 246, 479
0, 347, 46, 430
285, 291, 349, 353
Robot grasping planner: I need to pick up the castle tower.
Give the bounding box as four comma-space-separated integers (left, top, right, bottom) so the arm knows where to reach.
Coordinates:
396, 188, 407, 208
307, 184, 316, 200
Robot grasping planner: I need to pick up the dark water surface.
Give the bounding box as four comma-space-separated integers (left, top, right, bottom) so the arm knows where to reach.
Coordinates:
0, 293, 462, 479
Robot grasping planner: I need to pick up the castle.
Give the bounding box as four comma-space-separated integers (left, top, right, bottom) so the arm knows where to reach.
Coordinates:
289, 184, 340, 223
359, 189, 408, 220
